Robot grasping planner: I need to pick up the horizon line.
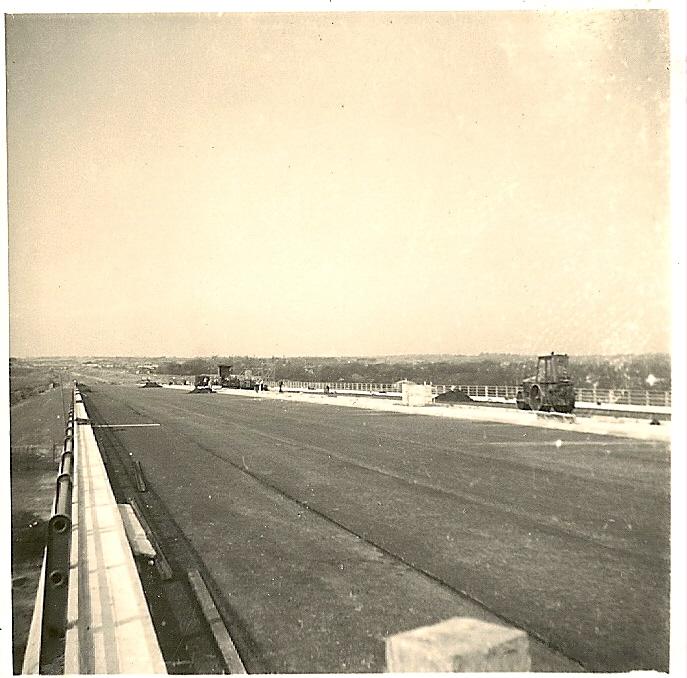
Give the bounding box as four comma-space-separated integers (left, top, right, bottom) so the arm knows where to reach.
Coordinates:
9, 351, 672, 360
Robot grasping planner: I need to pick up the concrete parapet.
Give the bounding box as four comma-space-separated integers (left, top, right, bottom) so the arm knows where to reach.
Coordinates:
21, 554, 47, 674
385, 617, 531, 672
64, 390, 166, 674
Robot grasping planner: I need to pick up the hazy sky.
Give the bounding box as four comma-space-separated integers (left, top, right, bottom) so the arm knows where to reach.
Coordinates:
6, 10, 672, 357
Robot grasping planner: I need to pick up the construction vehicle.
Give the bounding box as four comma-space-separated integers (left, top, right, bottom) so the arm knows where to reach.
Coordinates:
218, 364, 239, 389
190, 374, 216, 393
139, 379, 162, 388
516, 353, 575, 413
217, 365, 260, 390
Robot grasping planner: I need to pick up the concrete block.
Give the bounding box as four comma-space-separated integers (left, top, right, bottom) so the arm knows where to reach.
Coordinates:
118, 503, 157, 558
401, 383, 434, 407
386, 617, 531, 672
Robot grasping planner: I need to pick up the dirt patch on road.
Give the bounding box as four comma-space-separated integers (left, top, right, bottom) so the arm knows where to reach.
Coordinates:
434, 388, 473, 402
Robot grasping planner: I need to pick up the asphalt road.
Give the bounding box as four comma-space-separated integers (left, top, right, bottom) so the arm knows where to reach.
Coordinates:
81, 384, 670, 673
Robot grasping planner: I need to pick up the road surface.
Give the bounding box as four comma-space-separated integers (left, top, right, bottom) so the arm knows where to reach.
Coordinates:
81, 384, 670, 673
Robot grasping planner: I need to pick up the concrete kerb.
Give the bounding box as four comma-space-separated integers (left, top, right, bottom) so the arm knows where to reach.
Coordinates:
165, 385, 671, 443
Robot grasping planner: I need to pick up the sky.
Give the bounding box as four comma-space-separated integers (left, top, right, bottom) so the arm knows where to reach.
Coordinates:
6, 9, 674, 357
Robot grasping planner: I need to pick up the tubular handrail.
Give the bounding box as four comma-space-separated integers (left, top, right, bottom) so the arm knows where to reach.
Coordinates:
37, 402, 75, 671
267, 380, 672, 409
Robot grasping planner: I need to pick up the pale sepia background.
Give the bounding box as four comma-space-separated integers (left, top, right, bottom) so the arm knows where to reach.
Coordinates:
6, 9, 672, 359
2, 2, 685, 675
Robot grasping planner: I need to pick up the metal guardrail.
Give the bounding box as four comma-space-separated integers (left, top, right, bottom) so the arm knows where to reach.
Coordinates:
35, 402, 75, 671
270, 380, 672, 409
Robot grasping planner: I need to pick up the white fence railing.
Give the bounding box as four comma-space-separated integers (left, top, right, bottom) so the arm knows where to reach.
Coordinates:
269, 381, 671, 408
272, 381, 401, 393
573, 387, 671, 408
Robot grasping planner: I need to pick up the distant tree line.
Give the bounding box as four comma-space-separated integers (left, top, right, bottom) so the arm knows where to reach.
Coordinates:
154, 354, 671, 391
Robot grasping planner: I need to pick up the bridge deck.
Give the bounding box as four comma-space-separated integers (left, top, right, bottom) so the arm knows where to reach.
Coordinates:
81, 383, 670, 673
